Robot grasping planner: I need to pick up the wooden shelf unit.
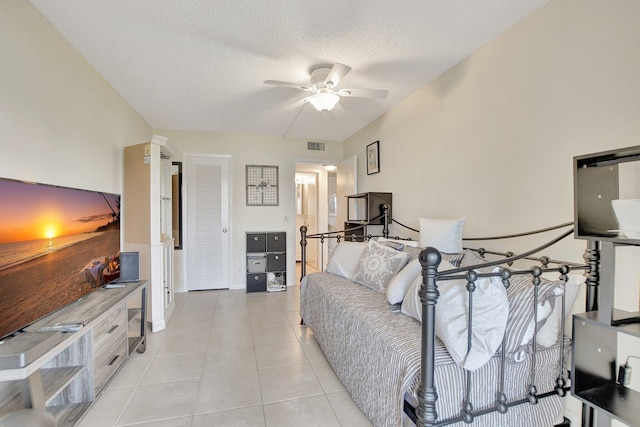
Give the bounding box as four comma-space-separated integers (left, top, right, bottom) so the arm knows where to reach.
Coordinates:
0, 281, 146, 426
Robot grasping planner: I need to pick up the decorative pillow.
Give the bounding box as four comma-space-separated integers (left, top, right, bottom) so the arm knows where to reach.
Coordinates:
387, 252, 465, 305
386, 258, 421, 304
536, 274, 585, 347
351, 240, 409, 292
400, 260, 457, 323
419, 218, 465, 253
378, 240, 406, 251
503, 275, 564, 361
402, 246, 423, 263
398, 244, 464, 265
401, 262, 509, 371
442, 252, 465, 268
325, 241, 368, 279
378, 237, 420, 247
459, 249, 490, 269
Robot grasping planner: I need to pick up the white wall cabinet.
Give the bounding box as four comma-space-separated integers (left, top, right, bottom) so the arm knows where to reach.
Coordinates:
123, 136, 176, 332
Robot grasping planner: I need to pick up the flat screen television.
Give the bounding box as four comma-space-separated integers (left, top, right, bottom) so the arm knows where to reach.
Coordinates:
0, 178, 121, 339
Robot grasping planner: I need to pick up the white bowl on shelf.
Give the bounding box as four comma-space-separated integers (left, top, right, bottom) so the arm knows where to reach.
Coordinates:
611, 199, 640, 239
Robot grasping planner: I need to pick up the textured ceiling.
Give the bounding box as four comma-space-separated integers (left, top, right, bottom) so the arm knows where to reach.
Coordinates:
30, 0, 549, 141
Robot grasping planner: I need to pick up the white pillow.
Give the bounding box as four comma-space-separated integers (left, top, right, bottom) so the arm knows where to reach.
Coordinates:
386, 258, 421, 304
377, 237, 420, 247
401, 260, 456, 323
387, 253, 467, 305
351, 240, 409, 292
325, 241, 367, 279
536, 274, 585, 347
419, 218, 465, 253
401, 262, 509, 371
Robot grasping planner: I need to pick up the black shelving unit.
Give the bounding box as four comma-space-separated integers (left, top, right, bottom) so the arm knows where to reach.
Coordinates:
572, 145, 640, 427
246, 232, 286, 293
344, 192, 392, 241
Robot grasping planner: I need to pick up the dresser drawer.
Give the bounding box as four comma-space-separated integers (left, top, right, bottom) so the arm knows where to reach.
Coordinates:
93, 331, 127, 393
93, 303, 126, 357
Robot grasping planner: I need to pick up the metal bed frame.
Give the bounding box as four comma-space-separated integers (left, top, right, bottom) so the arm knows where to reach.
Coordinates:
299, 206, 598, 427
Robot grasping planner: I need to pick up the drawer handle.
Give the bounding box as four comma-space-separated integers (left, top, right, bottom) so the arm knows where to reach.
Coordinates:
254, 236, 259, 241
107, 325, 119, 334
275, 255, 279, 260
108, 355, 120, 366
254, 275, 259, 280
274, 236, 279, 240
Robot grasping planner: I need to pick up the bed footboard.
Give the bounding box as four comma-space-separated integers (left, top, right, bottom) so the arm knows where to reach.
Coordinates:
414, 232, 591, 427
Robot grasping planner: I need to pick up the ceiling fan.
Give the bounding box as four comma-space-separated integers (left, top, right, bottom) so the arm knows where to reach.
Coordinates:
264, 63, 389, 113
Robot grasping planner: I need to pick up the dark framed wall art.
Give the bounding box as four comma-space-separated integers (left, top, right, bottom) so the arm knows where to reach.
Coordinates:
246, 165, 279, 206
367, 140, 380, 175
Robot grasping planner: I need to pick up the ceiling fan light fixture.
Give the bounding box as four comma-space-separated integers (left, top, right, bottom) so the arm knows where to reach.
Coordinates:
308, 90, 340, 112
265, 63, 388, 114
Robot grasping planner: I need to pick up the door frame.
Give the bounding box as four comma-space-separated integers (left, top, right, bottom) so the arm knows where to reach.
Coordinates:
294, 161, 335, 270
183, 153, 232, 291
295, 172, 319, 266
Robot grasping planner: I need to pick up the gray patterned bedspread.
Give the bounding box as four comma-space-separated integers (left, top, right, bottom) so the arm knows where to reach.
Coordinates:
300, 272, 564, 427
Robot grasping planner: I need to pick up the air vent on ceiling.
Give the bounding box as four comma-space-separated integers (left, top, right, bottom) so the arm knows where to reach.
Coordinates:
307, 141, 325, 151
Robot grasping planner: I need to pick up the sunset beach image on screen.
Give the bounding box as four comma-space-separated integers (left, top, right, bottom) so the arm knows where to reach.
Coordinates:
0, 178, 121, 339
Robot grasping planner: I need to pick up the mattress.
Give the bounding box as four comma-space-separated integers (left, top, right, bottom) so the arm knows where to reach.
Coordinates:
300, 272, 566, 427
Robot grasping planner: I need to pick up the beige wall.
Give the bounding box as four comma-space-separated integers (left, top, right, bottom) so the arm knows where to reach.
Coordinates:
156, 129, 343, 290
343, 0, 640, 423
0, 0, 152, 194
346, 0, 640, 242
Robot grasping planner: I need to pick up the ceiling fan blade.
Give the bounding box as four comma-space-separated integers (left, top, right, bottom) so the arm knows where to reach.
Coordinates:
264, 80, 313, 91
338, 88, 389, 99
324, 63, 351, 88
286, 97, 309, 111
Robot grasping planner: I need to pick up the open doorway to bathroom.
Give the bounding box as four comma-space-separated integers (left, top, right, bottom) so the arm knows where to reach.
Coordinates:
294, 162, 337, 276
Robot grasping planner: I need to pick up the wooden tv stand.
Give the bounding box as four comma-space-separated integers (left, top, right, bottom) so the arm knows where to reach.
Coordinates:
0, 281, 147, 426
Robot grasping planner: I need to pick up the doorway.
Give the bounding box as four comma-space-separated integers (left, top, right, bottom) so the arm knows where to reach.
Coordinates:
295, 171, 318, 267
294, 162, 338, 272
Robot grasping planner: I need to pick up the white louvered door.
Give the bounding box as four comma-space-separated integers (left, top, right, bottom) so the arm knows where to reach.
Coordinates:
186, 155, 230, 290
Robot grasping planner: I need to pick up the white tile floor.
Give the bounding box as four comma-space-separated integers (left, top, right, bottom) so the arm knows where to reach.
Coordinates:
77, 278, 378, 426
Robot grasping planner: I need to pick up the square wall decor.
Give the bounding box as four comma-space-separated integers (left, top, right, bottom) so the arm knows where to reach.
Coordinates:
246, 165, 279, 206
